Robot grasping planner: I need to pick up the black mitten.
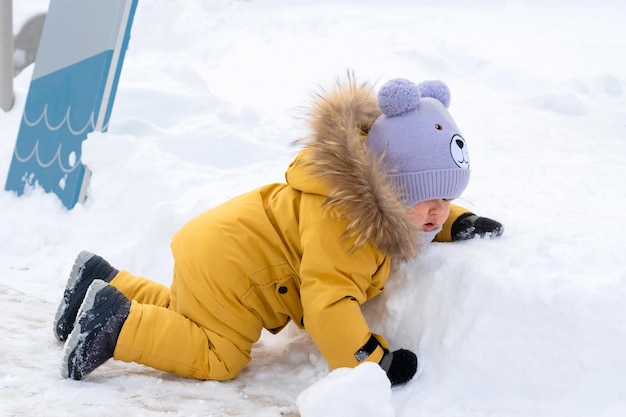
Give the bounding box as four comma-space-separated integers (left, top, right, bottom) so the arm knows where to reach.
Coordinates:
379, 349, 418, 387
451, 213, 504, 241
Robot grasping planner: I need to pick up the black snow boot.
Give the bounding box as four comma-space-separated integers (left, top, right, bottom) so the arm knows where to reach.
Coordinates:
54, 251, 118, 342
61, 280, 130, 380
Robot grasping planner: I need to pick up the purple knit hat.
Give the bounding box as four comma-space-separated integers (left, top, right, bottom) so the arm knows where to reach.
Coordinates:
366, 78, 470, 207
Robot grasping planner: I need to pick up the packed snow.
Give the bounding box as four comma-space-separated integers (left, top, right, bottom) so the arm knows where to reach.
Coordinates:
296, 363, 394, 417
1, 1, 626, 416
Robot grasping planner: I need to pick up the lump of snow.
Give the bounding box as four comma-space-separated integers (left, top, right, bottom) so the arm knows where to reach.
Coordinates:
529, 93, 587, 116
598, 74, 623, 97
296, 362, 394, 417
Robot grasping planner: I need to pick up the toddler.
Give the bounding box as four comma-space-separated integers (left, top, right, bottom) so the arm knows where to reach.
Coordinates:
54, 75, 502, 386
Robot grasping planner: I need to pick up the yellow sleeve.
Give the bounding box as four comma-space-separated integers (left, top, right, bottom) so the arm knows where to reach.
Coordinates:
435, 204, 473, 242
298, 194, 389, 369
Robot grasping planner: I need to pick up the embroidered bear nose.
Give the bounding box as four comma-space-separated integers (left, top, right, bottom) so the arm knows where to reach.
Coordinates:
456, 139, 464, 149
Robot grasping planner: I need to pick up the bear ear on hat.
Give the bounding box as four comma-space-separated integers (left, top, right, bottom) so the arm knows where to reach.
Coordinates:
377, 78, 421, 117
418, 80, 451, 108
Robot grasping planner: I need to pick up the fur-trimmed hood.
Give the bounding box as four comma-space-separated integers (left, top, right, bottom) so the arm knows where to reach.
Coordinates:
286, 74, 418, 261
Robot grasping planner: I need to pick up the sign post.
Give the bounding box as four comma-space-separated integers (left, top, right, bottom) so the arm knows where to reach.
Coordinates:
0, 0, 14, 112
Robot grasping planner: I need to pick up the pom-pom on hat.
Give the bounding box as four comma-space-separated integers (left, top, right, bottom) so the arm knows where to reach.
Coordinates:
366, 78, 470, 207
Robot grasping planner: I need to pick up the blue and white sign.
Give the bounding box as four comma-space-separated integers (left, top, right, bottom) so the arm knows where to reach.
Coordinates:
5, 0, 138, 209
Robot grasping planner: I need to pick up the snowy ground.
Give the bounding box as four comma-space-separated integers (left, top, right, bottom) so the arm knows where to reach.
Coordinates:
1, 1, 626, 416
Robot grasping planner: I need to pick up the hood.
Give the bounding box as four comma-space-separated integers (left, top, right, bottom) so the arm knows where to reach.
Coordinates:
286, 73, 418, 261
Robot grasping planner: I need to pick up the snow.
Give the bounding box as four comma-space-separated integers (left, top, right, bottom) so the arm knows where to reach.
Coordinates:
296, 363, 394, 417
1, 1, 626, 416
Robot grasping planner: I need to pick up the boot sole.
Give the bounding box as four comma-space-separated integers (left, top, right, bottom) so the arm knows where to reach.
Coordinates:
53, 250, 96, 342
61, 279, 108, 380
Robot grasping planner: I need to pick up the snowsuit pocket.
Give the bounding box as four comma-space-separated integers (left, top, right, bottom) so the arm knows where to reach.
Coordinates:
241, 275, 303, 334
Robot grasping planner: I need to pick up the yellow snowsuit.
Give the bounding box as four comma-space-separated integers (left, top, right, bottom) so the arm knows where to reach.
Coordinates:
110, 77, 472, 380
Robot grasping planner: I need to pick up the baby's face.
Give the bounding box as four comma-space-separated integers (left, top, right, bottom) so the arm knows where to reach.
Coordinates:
408, 199, 451, 231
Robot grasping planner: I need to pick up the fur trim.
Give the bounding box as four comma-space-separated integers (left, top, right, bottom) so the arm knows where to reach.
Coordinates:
297, 72, 418, 261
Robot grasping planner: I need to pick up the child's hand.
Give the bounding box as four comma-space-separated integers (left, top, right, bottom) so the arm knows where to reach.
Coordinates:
379, 348, 418, 386
451, 214, 504, 241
